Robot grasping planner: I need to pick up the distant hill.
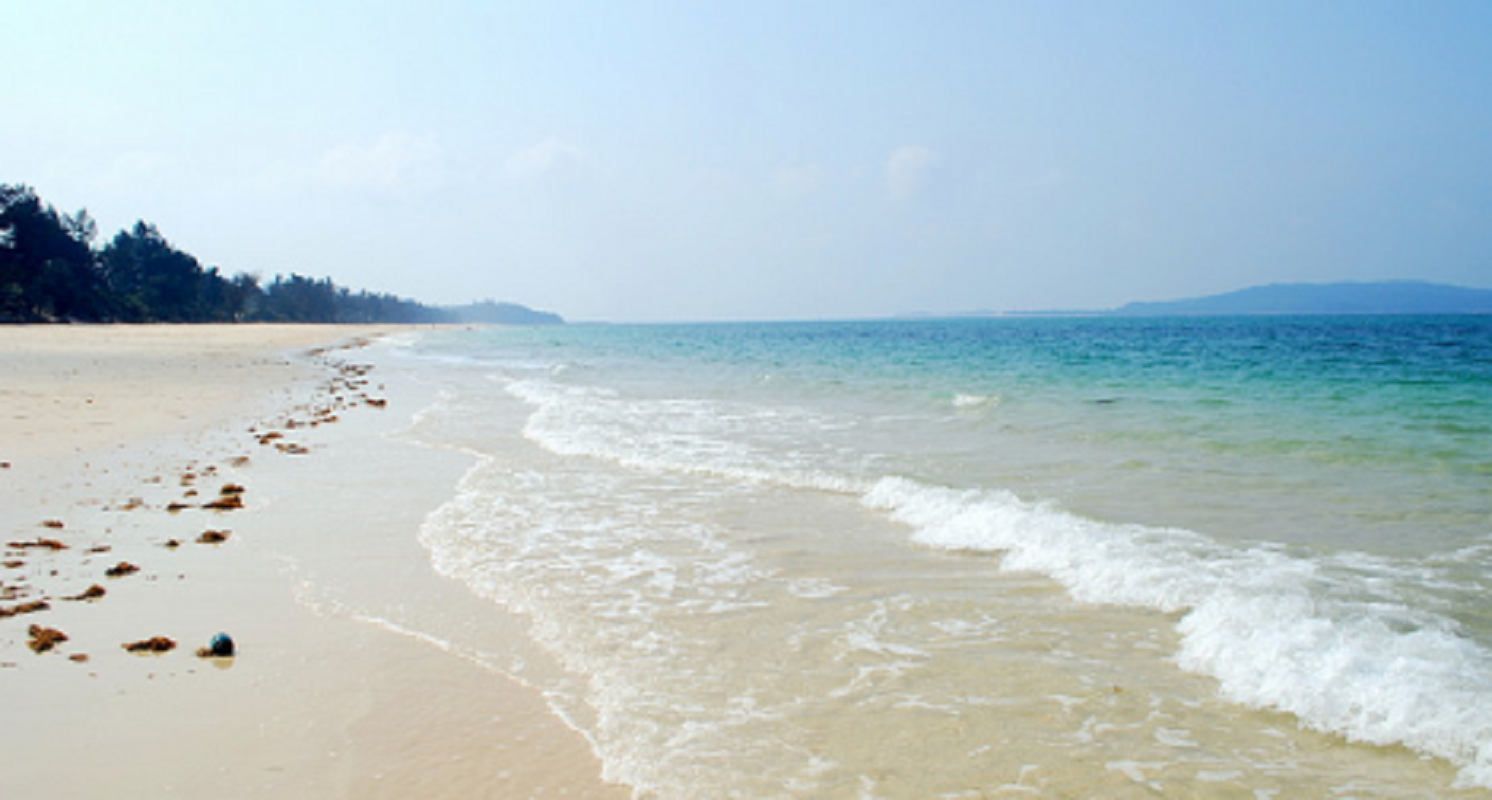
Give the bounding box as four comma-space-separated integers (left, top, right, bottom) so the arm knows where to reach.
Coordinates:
443, 300, 564, 325
1112, 281, 1492, 316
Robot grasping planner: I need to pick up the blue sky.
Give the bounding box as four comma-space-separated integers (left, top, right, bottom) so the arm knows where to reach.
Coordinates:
6, 1, 1491, 320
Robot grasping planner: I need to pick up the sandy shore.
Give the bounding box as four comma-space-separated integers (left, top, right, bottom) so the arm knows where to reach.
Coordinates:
0, 325, 627, 798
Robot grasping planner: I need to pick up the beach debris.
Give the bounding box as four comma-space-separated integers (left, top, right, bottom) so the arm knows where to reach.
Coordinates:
197, 530, 231, 545
69, 653, 90, 663
228, 456, 251, 468
196, 632, 235, 659
41, 519, 65, 529
105, 562, 140, 578
87, 545, 112, 554
200, 484, 247, 510
164, 539, 182, 549
256, 431, 284, 445
115, 497, 146, 511
28, 625, 68, 653
0, 600, 50, 619
204, 495, 244, 510
3, 560, 25, 569
123, 636, 176, 654
366, 398, 388, 408
8, 538, 68, 551
166, 502, 191, 513
64, 584, 106, 602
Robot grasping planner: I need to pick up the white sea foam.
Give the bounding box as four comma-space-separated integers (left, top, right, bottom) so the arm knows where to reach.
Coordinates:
861, 475, 1492, 788
952, 392, 1002, 410
507, 378, 872, 495
506, 373, 1492, 787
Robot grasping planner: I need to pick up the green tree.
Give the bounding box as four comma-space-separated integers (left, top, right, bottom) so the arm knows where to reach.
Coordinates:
99, 222, 208, 321
0, 184, 106, 321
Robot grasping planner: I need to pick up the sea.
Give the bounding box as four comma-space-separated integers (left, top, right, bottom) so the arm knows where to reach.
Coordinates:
387, 315, 1492, 797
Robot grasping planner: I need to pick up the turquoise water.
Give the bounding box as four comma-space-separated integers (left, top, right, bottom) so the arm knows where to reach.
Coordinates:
399, 315, 1492, 796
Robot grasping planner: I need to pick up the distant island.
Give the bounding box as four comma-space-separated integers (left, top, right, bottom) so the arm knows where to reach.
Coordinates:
987, 281, 1492, 318
0, 183, 561, 325
445, 300, 564, 325
1110, 281, 1492, 316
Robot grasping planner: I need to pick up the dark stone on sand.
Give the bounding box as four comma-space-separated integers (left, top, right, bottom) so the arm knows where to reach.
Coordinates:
197, 530, 231, 544
196, 632, 235, 659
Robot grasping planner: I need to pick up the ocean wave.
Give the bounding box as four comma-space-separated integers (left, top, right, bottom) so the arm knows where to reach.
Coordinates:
861, 475, 1492, 789
503, 373, 1492, 789
952, 392, 1003, 410
507, 378, 872, 495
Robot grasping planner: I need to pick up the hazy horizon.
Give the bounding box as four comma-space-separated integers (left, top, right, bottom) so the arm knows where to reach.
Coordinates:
7, 2, 1491, 322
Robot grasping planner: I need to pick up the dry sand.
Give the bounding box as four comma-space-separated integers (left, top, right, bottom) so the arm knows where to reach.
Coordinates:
0, 325, 628, 798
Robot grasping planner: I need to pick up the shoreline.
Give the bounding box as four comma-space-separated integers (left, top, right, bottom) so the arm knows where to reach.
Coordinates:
0, 324, 626, 798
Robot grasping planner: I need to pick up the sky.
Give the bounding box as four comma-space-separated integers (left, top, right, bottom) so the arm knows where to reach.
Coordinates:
5, 1, 1491, 321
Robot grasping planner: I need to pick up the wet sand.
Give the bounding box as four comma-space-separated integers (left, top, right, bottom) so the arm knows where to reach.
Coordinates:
0, 325, 626, 798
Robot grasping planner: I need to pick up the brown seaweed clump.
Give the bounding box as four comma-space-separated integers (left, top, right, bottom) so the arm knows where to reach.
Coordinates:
197, 530, 231, 544
8, 538, 68, 551
202, 495, 243, 510
123, 637, 176, 653
28, 625, 68, 653
203, 484, 246, 510
105, 562, 140, 578
0, 600, 50, 619
64, 584, 106, 602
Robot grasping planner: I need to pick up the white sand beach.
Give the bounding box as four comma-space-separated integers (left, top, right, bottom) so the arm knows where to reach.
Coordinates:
0, 325, 626, 798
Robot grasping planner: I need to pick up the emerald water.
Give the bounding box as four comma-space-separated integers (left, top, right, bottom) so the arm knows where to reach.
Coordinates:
393, 315, 1492, 796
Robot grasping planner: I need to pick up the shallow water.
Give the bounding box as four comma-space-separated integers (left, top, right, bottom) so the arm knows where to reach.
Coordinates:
395, 316, 1492, 797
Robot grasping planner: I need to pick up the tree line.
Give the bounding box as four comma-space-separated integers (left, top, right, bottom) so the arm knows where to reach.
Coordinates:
0, 183, 445, 324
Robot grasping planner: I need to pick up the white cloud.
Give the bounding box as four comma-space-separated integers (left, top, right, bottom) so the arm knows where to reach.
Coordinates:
504, 137, 587, 182
315, 131, 445, 193
886, 145, 938, 200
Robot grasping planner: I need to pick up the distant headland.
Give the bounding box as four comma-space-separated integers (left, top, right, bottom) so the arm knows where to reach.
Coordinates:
1, 183, 562, 325
986, 281, 1492, 318
1109, 281, 1492, 316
